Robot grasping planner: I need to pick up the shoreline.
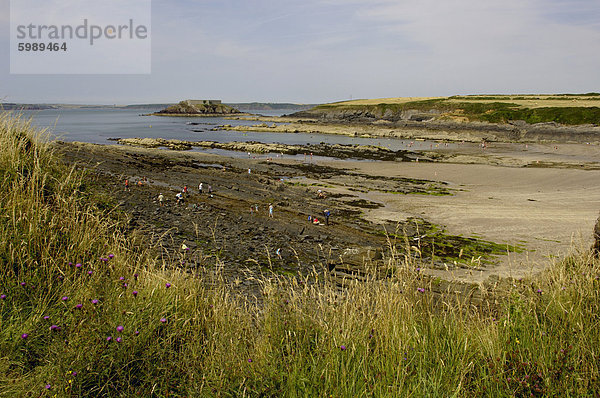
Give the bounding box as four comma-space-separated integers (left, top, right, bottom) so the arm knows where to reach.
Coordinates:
55, 140, 600, 284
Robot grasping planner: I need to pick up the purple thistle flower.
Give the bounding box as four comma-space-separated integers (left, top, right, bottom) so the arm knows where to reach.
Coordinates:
160, 317, 166, 323
537, 289, 542, 294
116, 337, 122, 343
21, 333, 29, 339
122, 283, 128, 288
340, 345, 346, 351
43, 316, 49, 320
134, 273, 138, 279
106, 336, 112, 342
50, 325, 60, 331
165, 283, 171, 288
71, 371, 77, 376
132, 290, 138, 297
61, 296, 69, 301
75, 263, 82, 268
0, 294, 6, 300
417, 288, 425, 293
68, 262, 73, 266
91, 299, 99, 304
88, 270, 93, 275
248, 358, 253, 363
75, 304, 83, 309
20, 282, 26, 287
108, 254, 114, 259
45, 384, 51, 389
116, 325, 124, 332
134, 330, 140, 336
119, 277, 125, 281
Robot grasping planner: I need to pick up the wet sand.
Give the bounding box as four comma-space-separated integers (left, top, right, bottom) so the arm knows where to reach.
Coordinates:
57, 140, 600, 285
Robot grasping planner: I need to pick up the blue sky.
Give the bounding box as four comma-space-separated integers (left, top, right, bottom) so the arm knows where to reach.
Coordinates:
1, 0, 599, 104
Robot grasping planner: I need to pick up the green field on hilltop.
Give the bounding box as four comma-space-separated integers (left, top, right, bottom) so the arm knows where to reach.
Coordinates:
316, 94, 600, 125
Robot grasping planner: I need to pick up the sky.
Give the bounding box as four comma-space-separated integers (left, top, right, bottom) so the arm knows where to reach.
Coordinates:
1, 0, 599, 104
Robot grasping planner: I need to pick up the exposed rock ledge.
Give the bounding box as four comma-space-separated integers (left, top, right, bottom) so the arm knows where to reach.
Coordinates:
113, 137, 419, 161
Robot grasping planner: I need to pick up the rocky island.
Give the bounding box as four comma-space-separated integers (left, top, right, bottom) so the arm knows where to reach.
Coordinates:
152, 99, 243, 116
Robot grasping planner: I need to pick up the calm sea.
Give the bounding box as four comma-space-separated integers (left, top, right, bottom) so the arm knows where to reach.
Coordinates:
17, 107, 460, 159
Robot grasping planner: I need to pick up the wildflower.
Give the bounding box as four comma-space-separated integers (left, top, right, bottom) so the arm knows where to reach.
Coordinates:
71, 371, 77, 376
43, 316, 49, 320
116, 325, 124, 332
537, 289, 542, 294
50, 325, 61, 331
134, 330, 140, 336
88, 270, 93, 275
91, 299, 99, 304
417, 288, 425, 293
116, 337, 122, 343
108, 254, 114, 259
45, 384, 51, 389
160, 317, 167, 323
132, 290, 138, 297
119, 277, 125, 281
340, 345, 346, 351
165, 283, 171, 288
75, 304, 83, 309
248, 358, 253, 363
20, 282, 26, 287
122, 283, 128, 288
75, 263, 82, 269
61, 296, 68, 301
21, 333, 29, 339
134, 273, 138, 280
0, 294, 6, 300
106, 336, 112, 342
68, 262, 73, 266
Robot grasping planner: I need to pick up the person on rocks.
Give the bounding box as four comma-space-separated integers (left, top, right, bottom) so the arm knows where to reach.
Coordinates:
158, 193, 164, 207
176, 192, 184, 205
268, 203, 274, 218
199, 182, 203, 194
183, 185, 188, 196
323, 209, 331, 225
124, 179, 130, 192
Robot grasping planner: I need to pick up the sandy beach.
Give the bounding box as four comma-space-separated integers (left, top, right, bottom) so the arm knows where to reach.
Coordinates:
56, 138, 600, 285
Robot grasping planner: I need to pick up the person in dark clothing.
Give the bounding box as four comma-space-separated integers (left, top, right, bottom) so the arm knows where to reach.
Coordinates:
323, 209, 330, 225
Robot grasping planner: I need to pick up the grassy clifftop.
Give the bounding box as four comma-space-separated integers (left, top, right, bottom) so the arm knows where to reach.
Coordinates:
1, 113, 600, 396
311, 94, 600, 125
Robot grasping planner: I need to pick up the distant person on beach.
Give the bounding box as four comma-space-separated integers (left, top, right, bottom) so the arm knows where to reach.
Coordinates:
158, 193, 164, 206
268, 204, 273, 218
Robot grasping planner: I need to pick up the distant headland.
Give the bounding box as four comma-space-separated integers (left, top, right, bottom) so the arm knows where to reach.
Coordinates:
151, 100, 243, 117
